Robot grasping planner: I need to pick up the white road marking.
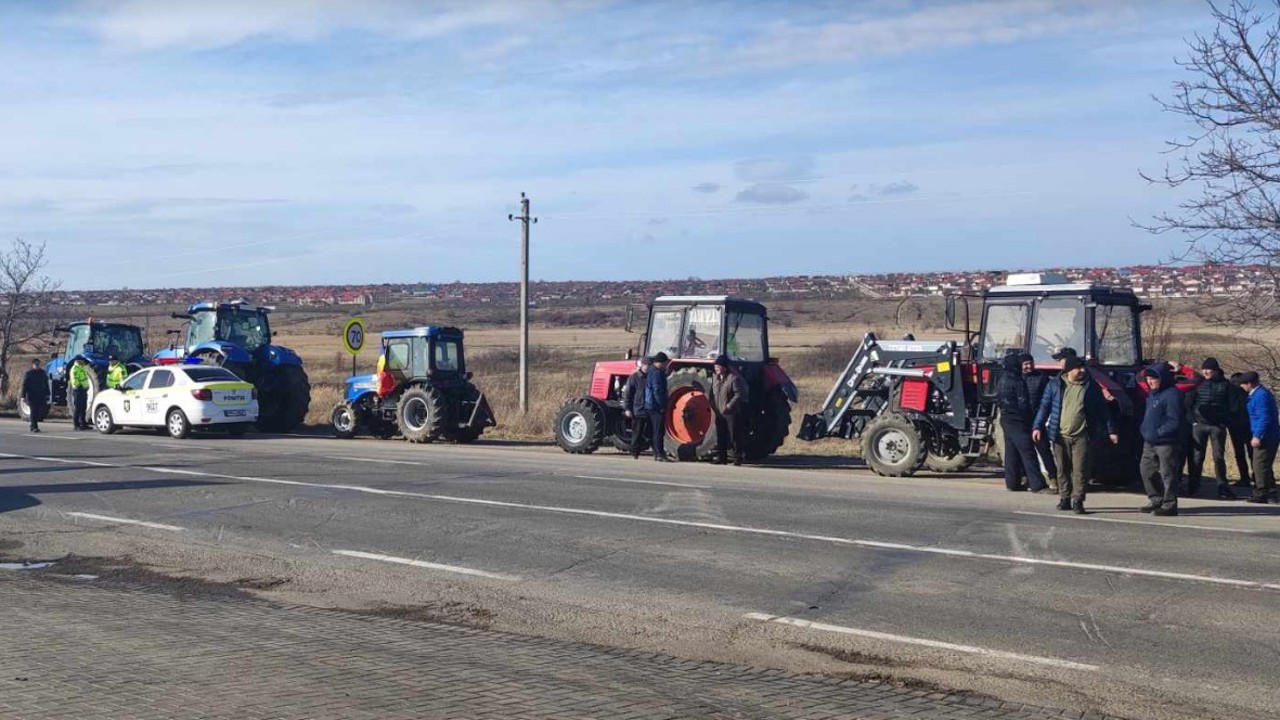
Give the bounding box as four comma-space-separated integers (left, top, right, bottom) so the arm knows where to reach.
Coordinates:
573, 475, 711, 489
1013, 510, 1260, 535
25, 434, 86, 441
743, 613, 1100, 672
65, 512, 185, 532
3, 452, 1278, 592
332, 550, 519, 581
325, 456, 426, 466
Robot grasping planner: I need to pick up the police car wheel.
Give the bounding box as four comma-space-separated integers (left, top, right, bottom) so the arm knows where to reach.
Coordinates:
93, 406, 117, 435
167, 408, 191, 439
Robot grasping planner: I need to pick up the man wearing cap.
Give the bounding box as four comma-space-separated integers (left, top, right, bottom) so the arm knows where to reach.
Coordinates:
643, 352, 670, 462
1238, 371, 1279, 503
1188, 358, 1238, 500
711, 354, 748, 465
1140, 364, 1186, 516
621, 356, 652, 459
1034, 354, 1117, 514
106, 355, 128, 390
68, 356, 93, 431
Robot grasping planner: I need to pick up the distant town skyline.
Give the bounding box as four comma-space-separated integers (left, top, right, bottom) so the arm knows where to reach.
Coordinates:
2, 1, 1211, 290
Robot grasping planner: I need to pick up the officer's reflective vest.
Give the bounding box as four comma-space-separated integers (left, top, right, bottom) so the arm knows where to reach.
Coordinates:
107, 363, 126, 388
69, 363, 91, 390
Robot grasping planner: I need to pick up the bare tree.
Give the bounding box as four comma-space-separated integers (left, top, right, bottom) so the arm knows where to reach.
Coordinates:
1144, 1, 1280, 377
0, 239, 61, 395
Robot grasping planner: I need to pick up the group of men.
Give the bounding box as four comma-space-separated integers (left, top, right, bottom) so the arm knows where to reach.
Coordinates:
999, 347, 1280, 517
18, 355, 129, 433
621, 352, 749, 465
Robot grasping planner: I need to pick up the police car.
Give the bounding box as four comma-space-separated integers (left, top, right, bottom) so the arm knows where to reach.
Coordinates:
92, 365, 259, 438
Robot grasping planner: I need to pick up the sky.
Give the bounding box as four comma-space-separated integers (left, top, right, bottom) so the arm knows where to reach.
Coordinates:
0, 0, 1218, 290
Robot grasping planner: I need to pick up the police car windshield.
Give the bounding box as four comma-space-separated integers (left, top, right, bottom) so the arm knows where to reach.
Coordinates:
182, 367, 240, 382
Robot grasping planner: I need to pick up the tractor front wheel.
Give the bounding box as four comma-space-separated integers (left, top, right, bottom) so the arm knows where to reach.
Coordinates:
332, 404, 359, 439
554, 398, 606, 454
398, 386, 445, 443
862, 414, 927, 477
925, 451, 975, 473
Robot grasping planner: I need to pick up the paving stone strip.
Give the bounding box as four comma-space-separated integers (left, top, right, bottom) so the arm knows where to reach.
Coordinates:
0, 573, 1121, 720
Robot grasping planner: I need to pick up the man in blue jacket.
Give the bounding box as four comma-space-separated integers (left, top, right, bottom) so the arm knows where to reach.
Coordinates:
622, 356, 652, 459
644, 352, 670, 462
1140, 364, 1185, 516
1033, 355, 1117, 514
1238, 371, 1279, 504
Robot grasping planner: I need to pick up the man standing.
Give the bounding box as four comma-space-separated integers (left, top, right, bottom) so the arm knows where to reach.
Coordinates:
68, 356, 92, 431
711, 355, 748, 466
1033, 355, 1117, 514
644, 352, 670, 462
21, 359, 49, 433
1022, 353, 1058, 490
621, 357, 651, 459
106, 355, 128, 389
1140, 364, 1186, 516
1228, 372, 1254, 489
1188, 358, 1237, 500
998, 353, 1046, 492
1238, 371, 1279, 504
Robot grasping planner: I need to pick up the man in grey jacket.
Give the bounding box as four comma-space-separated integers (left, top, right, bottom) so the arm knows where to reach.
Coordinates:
711, 354, 748, 465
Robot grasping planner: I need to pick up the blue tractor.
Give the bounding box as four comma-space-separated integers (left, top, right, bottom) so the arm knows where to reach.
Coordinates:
331, 326, 495, 443
22, 321, 150, 422
154, 302, 311, 432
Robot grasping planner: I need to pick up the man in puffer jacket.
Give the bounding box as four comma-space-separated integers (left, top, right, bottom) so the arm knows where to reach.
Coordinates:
1140, 363, 1185, 516
1188, 357, 1238, 499
997, 352, 1046, 492
1033, 355, 1117, 514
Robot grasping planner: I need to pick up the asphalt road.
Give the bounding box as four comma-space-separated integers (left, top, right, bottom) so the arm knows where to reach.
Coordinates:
2, 418, 1279, 720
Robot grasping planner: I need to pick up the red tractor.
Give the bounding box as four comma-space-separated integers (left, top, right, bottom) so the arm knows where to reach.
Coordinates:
798, 273, 1153, 482
553, 295, 797, 461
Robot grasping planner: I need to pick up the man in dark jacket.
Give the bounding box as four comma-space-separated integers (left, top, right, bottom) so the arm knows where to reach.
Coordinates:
1188, 358, 1237, 499
1238, 371, 1279, 504
711, 354, 748, 465
21, 359, 49, 433
1033, 355, 1117, 514
644, 352, 670, 462
999, 353, 1046, 492
1022, 353, 1058, 490
622, 357, 651, 459
1228, 372, 1254, 488
1140, 363, 1185, 516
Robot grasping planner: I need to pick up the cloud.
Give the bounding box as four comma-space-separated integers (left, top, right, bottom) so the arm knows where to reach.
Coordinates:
647, 217, 668, 226
369, 203, 416, 216
879, 181, 919, 196
850, 181, 920, 202
68, 0, 587, 50
734, 156, 816, 183
735, 184, 808, 205
691, 182, 720, 194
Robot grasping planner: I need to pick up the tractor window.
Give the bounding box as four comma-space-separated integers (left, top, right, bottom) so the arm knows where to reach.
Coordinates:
1095, 304, 1138, 366
725, 311, 766, 362
648, 309, 684, 358
683, 306, 722, 359
66, 325, 90, 357
981, 303, 1028, 361
384, 340, 410, 372
92, 326, 144, 361
434, 339, 461, 372
216, 309, 269, 352
411, 337, 429, 375
188, 311, 217, 347
1031, 297, 1085, 363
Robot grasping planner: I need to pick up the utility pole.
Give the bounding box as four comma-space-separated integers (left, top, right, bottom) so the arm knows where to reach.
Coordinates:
508, 193, 536, 414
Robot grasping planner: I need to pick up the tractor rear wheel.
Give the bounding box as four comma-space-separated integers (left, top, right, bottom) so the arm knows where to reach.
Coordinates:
743, 386, 792, 460
664, 369, 718, 461
398, 385, 445, 443
862, 414, 927, 477
256, 364, 311, 433
925, 451, 975, 473
611, 415, 649, 453
554, 398, 606, 453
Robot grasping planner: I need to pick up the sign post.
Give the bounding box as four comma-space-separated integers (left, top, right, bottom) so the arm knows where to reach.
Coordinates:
342, 318, 366, 377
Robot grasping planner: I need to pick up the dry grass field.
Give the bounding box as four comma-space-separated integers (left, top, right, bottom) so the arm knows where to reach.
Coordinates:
6, 295, 1266, 456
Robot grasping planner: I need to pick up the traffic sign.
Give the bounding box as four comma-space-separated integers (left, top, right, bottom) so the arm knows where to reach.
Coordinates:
343, 318, 366, 356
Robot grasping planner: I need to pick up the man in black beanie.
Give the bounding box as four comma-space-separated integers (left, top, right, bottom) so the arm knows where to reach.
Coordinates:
1188, 357, 1238, 500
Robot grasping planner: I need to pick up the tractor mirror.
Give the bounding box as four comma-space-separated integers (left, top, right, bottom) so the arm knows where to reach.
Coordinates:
944, 296, 957, 329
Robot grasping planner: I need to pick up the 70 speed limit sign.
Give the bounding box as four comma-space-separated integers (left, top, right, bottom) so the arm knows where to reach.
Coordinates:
342, 318, 366, 356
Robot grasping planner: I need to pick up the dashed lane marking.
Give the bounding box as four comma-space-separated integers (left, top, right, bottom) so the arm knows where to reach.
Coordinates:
572, 475, 711, 489
3, 452, 1278, 592
332, 549, 519, 580
64, 512, 185, 532
743, 613, 1100, 672
1013, 510, 1260, 534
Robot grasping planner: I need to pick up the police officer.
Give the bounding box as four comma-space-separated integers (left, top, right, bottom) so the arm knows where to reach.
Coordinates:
69, 356, 92, 430
106, 355, 127, 389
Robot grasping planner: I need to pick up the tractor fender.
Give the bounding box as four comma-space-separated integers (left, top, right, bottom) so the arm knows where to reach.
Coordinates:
761, 362, 798, 404
590, 359, 638, 402
259, 344, 304, 367
191, 342, 254, 365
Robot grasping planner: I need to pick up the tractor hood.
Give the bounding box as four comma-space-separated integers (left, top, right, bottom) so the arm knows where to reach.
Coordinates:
256, 344, 303, 367
344, 373, 378, 403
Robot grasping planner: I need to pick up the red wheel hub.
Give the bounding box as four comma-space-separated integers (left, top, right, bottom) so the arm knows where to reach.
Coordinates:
667, 386, 713, 444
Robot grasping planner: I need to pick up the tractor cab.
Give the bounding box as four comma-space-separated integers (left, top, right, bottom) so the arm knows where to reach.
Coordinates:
972, 273, 1147, 371
42, 321, 149, 409
639, 295, 770, 365
180, 302, 273, 356
378, 326, 469, 387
